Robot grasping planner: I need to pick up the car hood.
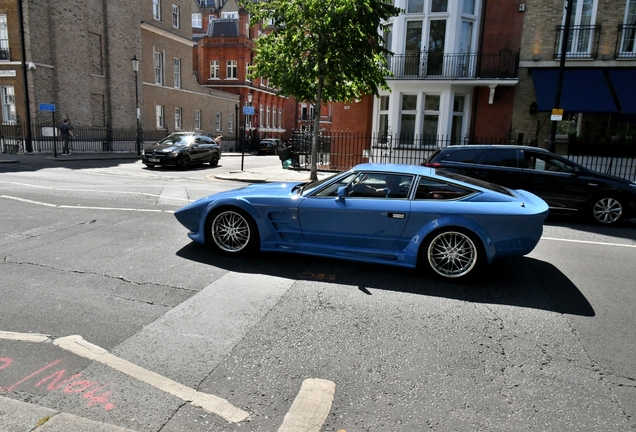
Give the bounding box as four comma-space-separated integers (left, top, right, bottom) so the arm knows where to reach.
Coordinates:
144, 143, 187, 153
197, 181, 304, 202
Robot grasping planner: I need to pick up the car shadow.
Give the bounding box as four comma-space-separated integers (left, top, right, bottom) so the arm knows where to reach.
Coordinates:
176, 243, 594, 317
545, 213, 636, 238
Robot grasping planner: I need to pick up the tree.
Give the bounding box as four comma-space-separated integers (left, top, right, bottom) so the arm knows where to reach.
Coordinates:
240, 0, 401, 180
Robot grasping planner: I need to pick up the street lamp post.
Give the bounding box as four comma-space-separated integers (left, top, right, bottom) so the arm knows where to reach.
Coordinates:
131, 54, 141, 156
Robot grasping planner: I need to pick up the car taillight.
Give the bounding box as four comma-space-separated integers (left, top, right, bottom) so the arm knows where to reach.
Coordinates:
424, 162, 442, 168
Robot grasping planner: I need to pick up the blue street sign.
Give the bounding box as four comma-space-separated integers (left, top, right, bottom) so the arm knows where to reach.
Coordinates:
39, 103, 56, 112
242, 106, 255, 115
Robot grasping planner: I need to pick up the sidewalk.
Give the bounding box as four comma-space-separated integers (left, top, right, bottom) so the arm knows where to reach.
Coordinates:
0, 151, 332, 183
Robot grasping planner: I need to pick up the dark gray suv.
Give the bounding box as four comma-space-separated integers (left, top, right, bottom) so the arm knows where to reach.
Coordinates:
425, 145, 636, 225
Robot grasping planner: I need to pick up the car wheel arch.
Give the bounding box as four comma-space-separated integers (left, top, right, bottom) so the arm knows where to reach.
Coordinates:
204, 205, 261, 254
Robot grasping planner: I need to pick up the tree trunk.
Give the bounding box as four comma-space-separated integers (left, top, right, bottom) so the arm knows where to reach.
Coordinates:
310, 77, 323, 182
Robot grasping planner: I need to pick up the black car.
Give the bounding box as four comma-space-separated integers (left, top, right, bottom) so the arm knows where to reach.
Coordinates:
142, 132, 221, 169
425, 145, 636, 225
258, 139, 286, 155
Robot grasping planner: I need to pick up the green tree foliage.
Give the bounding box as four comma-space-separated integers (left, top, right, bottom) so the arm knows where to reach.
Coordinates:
240, 0, 401, 179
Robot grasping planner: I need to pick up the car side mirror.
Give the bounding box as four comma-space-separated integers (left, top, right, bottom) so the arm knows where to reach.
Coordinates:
336, 186, 347, 201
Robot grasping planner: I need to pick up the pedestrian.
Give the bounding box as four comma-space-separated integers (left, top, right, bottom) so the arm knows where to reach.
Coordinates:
215, 134, 224, 147
59, 119, 75, 155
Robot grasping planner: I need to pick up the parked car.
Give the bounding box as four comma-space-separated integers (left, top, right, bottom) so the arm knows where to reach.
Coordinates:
174, 163, 548, 280
142, 132, 221, 169
258, 138, 286, 155
424, 145, 636, 225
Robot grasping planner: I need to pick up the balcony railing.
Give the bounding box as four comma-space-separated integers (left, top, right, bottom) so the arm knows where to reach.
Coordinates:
616, 24, 636, 59
0, 48, 9, 61
553, 24, 601, 59
386, 50, 519, 80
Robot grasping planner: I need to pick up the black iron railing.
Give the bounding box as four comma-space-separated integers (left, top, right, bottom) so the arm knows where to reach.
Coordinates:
386, 50, 519, 79
554, 24, 601, 59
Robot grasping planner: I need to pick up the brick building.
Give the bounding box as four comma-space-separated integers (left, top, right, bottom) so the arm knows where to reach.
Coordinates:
0, 0, 27, 137
512, 0, 636, 152
13, 0, 238, 152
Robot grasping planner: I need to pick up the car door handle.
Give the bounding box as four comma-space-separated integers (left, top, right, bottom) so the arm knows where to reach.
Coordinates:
388, 213, 405, 219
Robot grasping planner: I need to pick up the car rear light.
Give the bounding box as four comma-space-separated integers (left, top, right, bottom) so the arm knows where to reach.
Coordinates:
424, 162, 442, 168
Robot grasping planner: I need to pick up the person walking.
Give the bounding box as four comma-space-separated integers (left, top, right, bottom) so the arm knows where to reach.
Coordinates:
59, 119, 75, 155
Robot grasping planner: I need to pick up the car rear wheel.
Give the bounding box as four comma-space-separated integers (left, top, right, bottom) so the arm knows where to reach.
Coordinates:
178, 155, 191, 170
590, 195, 625, 225
421, 229, 483, 280
210, 153, 220, 167
206, 208, 258, 254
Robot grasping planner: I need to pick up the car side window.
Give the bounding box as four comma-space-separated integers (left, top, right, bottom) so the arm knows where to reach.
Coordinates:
524, 153, 576, 173
414, 177, 473, 200
442, 149, 482, 163
476, 149, 519, 168
312, 173, 358, 197
349, 174, 413, 199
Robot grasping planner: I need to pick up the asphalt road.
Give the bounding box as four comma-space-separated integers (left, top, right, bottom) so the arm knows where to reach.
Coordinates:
1, 156, 636, 431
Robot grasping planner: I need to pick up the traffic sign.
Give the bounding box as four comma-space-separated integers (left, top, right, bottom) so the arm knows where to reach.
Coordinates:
243, 106, 255, 115
551, 108, 563, 121
39, 103, 56, 112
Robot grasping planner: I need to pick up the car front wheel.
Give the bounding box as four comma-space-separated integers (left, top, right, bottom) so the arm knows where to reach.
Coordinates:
207, 208, 258, 254
178, 155, 191, 170
590, 195, 625, 225
210, 153, 220, 167
421, 229, 483, 280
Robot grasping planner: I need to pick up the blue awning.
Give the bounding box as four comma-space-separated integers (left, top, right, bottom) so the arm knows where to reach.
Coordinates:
531, 68, 618, 113
607, 69, 636, 114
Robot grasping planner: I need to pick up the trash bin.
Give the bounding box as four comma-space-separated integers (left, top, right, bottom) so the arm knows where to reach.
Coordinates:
278, 146, 292, 162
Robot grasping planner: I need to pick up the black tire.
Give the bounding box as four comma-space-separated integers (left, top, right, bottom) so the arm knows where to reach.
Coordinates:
420, 228, 484, 280
178, 155, 191, 170
206, 208, 259, 255
210, 153, 220, 167
589, 195, 626, 225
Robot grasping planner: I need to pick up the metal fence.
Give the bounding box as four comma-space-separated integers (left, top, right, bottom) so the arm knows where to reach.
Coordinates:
0, 121, 239, 154
288, 131, 636, 181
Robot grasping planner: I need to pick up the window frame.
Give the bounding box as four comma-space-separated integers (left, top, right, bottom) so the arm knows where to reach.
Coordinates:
154, 49, 164, 85
216, 113, 222, 131
192, 13, 202, 29
1, 85, 16, 123
226, 60, 238, 79
153, 0, 161, 21
174, 107, 182, 130
194, 110, 202, 130
156, 105, 165, 129
210, 60, 220, 79
172, 4, 180, 29
173, 57, 181, 89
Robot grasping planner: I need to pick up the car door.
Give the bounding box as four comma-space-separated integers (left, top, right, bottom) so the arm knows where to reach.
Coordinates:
298, 173, 413, 250
519, 150, 591, 210
470, 148, 526, 189
197, 136, 215, 161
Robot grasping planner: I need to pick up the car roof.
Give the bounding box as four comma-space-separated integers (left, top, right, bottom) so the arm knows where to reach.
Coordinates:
439, 145, 552, 154
352, 163, 436, 176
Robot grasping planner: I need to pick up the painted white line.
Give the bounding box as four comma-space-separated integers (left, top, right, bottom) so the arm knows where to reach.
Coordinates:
0, 195, 173, 213
278, 378, 336, 432
542, 236, 636, 249
0, 331, 50, 343
0, 331, 248, 423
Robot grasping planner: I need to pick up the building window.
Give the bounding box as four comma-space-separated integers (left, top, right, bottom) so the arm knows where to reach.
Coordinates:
209, 60, 220, 79
422, 94, 440, 145
192, 13, 202, 28
407, 0, 424, 14
226, 60, 238, 79
378, 95, 390, 139
1, 85, 16, 123
259, 104, 264, 127
172, 4, 180, 29
431, 0, 448, 13
463, 0, 476, 15
266, 106, 270, 127
559, 0, 598, 58
228, 113, 234, 132
0, 15, 8, 61
156, 105, 165, 129
153, 0, 161, 21
154, 50, 164, 85
272, 107, 276, 128
451, 95, 465, 145
216, 113, 222, 131
246, 62, 251, 81
619, 0, 636, 56
399, 94, 417, 145
278, 108, 282, 129
194, 110, 201, 130
175, 108, 182, 130
173, 58, 181, 89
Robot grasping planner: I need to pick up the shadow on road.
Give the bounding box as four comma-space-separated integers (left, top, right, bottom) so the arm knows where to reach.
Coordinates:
176, 243, 594, 317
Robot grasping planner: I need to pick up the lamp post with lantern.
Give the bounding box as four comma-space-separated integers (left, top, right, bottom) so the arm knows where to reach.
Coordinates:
131, 54, 141, 156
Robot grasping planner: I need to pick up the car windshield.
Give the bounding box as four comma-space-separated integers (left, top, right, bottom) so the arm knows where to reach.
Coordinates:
436, 169, 515, 197
299, 171, 344, 195
158, 134, 197, 147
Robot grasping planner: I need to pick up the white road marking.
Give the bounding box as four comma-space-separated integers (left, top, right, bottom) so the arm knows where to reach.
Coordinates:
542, 236, 636, 249
278, 378, 336, 432
0, 331, 248, 423
0, 195, 174, 213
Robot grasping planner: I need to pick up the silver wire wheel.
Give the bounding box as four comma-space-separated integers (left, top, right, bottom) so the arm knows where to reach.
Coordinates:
426, 230, 480, 279
209, 209, 255, 253
591, 196, 624, 225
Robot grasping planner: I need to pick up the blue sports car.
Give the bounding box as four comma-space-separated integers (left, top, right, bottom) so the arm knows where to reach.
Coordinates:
174, 164, 549, 280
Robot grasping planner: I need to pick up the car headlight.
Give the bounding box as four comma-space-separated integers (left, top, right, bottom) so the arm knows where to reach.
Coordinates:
171, 151, 181, 157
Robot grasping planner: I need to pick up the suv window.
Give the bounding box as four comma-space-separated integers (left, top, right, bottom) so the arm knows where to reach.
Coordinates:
440, 149, 482, 163
523, 152, 576, 173
477, 149, 519, 168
